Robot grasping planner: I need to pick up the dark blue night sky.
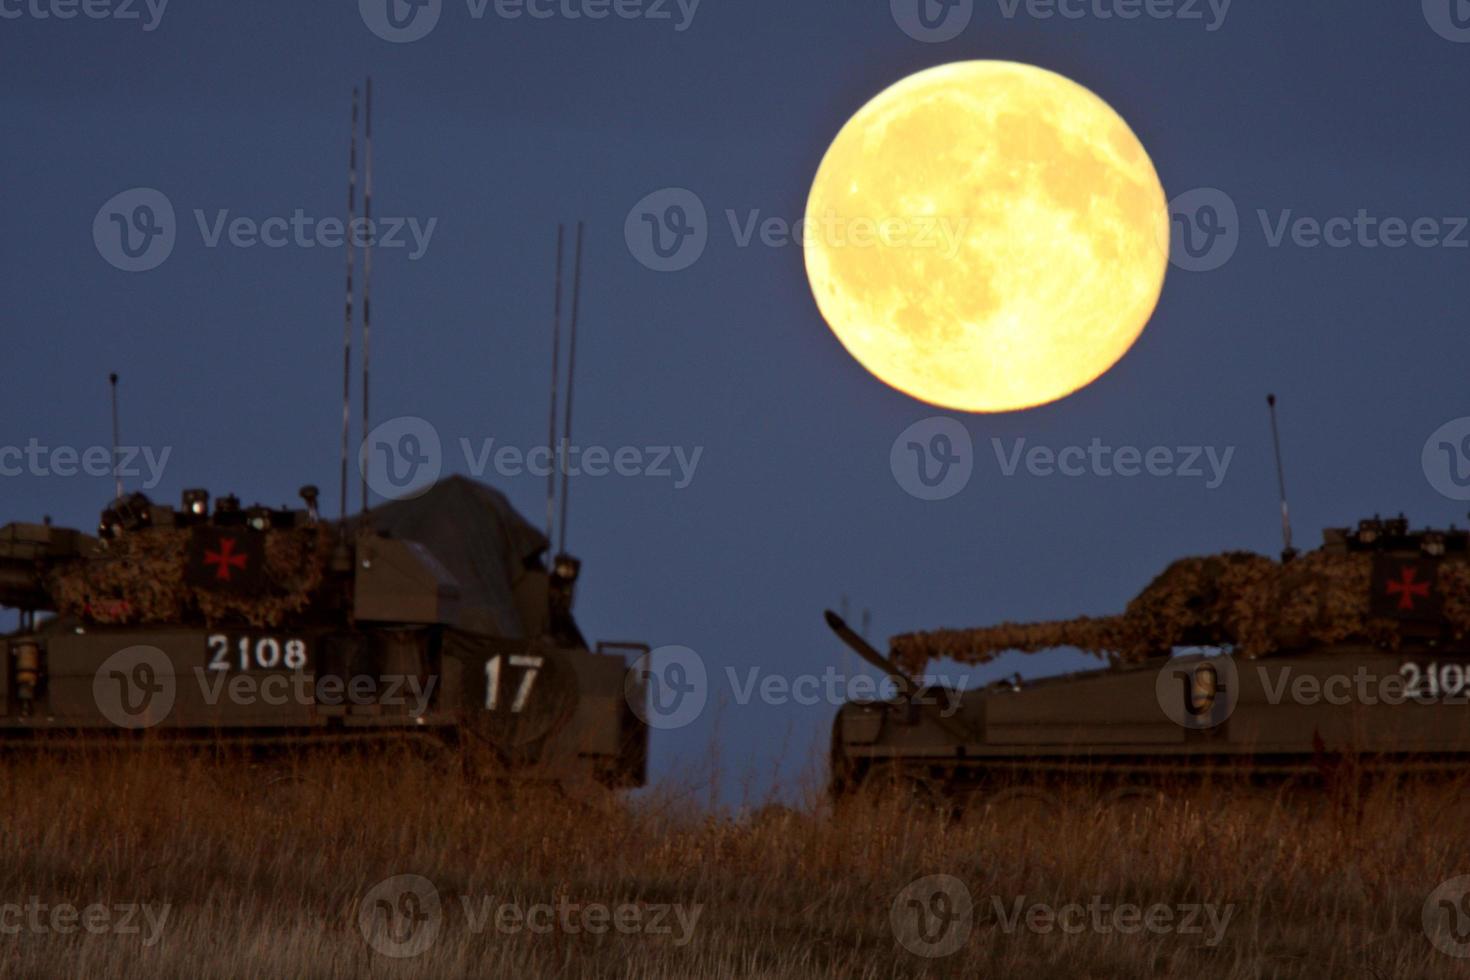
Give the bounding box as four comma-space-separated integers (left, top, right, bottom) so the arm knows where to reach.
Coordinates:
4, 1, 1470, 802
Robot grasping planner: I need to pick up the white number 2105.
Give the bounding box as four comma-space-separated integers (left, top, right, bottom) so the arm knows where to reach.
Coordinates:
485, 655, 544, 713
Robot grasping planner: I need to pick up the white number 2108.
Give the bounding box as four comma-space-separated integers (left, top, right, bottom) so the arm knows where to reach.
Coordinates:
485, 655, 544, 713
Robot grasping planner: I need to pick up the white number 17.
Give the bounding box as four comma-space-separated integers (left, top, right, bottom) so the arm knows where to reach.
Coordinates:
485, 655, 544, 713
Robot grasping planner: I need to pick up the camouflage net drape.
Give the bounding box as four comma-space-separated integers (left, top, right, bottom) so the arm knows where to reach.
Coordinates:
49, 527, 333, 627
889, 552, 1470, 675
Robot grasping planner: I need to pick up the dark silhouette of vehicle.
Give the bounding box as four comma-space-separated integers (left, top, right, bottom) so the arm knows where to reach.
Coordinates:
826, 515, 1470, 802
0, 476, 647, 788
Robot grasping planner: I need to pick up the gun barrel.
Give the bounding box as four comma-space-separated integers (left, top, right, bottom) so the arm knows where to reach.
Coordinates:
823, 610, 915, 696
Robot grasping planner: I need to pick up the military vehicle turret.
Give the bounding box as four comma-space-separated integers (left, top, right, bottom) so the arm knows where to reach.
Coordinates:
0, 476, 648, 789
827, 515, 1470, 802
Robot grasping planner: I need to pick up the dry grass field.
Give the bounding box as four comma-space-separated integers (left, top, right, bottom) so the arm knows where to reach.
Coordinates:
2, 747, 1469, 978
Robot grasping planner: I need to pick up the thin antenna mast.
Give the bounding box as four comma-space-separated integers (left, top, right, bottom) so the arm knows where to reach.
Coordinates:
339, 86, 359, 523
839, 595, 852, 681
360, 77, 373, 515
557, 220, 584, 557
1266, 394, 1296, 561
108, 372, 122, 501
545, 225, 565, 546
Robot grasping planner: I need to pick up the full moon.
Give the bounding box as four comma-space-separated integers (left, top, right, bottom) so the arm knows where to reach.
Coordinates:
804, 61, 1169, 413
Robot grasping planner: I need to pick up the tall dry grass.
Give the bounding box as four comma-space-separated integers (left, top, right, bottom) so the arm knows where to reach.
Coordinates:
0, 747, 1467, 978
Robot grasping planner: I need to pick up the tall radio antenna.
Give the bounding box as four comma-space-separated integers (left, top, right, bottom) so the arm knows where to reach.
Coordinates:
360, 76, 374, 515
557, 220, 585, 558
545, 224, 565, 546
108, 372, 122, 501
339, 86, 359, 523
1266, 394, 1296, 562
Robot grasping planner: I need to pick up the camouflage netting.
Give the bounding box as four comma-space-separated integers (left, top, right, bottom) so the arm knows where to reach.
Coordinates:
889, 552, 1470, 675
48, 527, 333, 627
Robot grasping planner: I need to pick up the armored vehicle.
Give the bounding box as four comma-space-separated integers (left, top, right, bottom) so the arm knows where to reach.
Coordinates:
827, 515, 1470, 801
0, 476, 648, 788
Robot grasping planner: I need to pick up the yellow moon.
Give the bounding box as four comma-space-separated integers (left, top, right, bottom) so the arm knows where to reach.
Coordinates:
804, 61, 1168, 413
